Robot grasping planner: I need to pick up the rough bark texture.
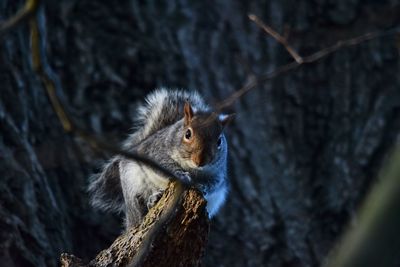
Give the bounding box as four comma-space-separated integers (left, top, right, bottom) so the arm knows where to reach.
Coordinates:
1, 0, 400, 267
60, 182, 209, 267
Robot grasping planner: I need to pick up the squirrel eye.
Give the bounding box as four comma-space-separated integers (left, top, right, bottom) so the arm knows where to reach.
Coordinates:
185, 128, 192, 140
217, 136, 222, 148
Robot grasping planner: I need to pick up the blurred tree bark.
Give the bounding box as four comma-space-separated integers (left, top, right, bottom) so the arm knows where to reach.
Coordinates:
1, 0, 400, 267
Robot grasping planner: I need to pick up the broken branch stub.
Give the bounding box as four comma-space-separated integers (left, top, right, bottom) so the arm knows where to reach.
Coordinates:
60, 181, 210, 267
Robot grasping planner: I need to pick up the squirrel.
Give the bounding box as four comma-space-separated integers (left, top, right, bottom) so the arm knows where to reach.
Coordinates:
88, 89, 233, 228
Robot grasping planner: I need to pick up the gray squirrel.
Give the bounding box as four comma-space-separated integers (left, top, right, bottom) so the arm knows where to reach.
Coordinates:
88, 89, 233, 228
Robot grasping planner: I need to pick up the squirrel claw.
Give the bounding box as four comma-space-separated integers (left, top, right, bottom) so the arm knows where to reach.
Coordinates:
147, 191, 163, 210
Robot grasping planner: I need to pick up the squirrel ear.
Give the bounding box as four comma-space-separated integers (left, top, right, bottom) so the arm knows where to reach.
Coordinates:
184, 101, 194, 126
219, 113, 235, 127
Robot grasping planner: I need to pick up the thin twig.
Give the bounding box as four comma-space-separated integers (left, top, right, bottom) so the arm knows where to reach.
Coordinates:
0, 0, 39, 38
30, 17, 73, 132
301, 29, 399, 63
217, 61, 299, 109
217, 24, 400, 110
249, 14, 303, 63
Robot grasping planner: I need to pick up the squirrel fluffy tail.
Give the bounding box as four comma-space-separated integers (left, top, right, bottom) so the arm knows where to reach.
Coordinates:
88, 157, 125, 213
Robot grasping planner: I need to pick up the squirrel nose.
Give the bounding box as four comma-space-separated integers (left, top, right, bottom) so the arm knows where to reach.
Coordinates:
192, 152, 206, 167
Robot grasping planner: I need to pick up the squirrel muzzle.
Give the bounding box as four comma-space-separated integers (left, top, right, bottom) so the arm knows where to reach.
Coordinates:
191, 150, 211, 167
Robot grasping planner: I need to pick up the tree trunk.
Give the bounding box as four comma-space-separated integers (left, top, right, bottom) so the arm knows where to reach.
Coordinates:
1, 0, 400, 267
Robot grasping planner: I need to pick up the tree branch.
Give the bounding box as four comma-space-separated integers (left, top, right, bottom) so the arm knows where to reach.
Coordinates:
60, 182, 210, 267
0, 0, 39, 38
248, 14, 303, 63
217, 19, 400, 110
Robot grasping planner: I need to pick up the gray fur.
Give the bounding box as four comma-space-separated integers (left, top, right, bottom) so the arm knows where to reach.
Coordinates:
88, 157, 125, 213
88, 89, 229, 228
124, 88, 210, 148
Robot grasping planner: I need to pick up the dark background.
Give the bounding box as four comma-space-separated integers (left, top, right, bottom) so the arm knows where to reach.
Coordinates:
1, 0, 400, 266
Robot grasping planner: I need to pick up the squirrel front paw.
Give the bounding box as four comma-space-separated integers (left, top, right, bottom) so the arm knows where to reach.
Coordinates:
175, 170, 192, 184
147, 191, 163, 210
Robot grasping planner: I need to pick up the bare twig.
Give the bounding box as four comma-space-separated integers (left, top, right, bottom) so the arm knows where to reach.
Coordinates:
0, 0, 39, 38
217, 22, 400, 110
300, 30, 396, 63
249, 14, 303, 63
30, 17, 73, 132
217, 61, 299, 109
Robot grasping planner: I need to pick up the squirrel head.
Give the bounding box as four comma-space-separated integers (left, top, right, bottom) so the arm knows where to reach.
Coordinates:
181, 102, 234, 167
